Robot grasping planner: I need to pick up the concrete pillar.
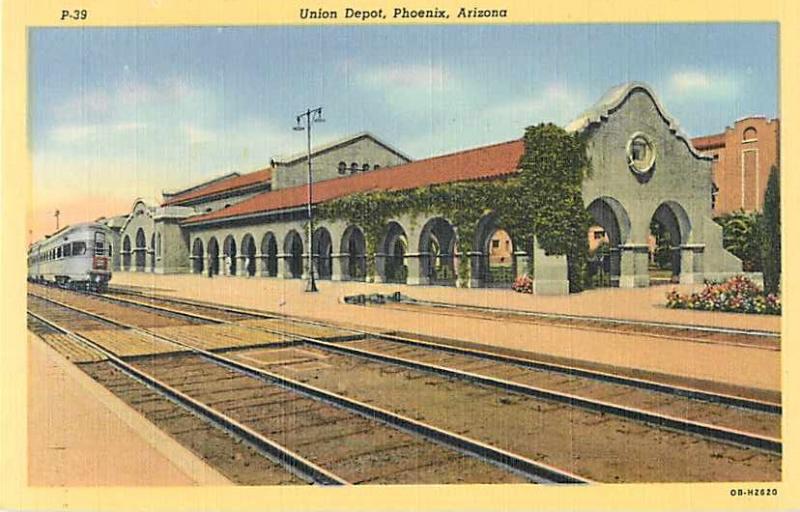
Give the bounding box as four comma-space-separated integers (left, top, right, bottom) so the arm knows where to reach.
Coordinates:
236, 255, 248, 276
513, 250, 530, 278
373, 253, 387, 283
466, 252, 484, 288
330, 253, 348, 281
618, 244, 650, 288
405, 252, 431, 285
277, 253, 292, 279
532, 238, 569, 295
679, 244, 705, 284
257, 254, 268, 276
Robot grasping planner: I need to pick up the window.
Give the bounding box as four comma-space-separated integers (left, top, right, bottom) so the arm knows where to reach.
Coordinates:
711, 182, 719, 211
373, 164, 381, 170
743, 127, 758, 142
338, 161, 347, 175
594, 230, 606, 240
94, 231, 106, 256
72, 241, 87, 256
362, 163, 370, 172
492, 240, 500, 249
350, 162, 358, 174
205, 207, 212, 212
63, 244, 72, 257
57, 247, 62, 259
157, 233, 162, 256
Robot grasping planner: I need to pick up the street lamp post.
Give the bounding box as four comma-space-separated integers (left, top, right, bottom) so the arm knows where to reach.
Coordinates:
293, 107, 325, 292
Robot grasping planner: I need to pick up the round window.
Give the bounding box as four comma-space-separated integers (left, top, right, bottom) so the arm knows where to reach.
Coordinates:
626, 133, 656, 174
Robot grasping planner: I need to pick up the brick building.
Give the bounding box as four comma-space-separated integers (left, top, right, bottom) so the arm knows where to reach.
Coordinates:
692, 117, 780, 215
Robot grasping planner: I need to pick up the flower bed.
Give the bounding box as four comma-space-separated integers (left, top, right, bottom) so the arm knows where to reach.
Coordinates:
666, 276, 780, 315
512, 274, 533, 294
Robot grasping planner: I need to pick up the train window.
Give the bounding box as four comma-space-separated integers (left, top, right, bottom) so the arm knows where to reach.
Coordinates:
72, 241, 87, 255
63, 244, 72, 257
94, 231, 106, 256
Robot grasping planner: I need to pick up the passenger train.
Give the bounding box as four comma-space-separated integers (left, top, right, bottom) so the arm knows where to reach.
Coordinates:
27, 222, 112, 291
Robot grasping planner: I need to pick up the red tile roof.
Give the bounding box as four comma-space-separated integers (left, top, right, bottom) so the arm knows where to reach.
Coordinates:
184, 139, 523, 225
691, 133, 725, 151
162, 168, 272, 206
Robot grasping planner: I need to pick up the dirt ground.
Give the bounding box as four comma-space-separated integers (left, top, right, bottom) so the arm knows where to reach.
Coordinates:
227, 344, 781, 483
110, 273, 782, 393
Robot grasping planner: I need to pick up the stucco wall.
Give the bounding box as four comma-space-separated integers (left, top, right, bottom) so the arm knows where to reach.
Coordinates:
272, 136, 410, 190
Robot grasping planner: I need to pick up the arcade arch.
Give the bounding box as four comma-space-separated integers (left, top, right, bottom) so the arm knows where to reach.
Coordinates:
222, 235, 237, 276
313, 228, 333, 280
284, 230, 304, 279
191, 238, 205, 274
340, 226, 367, 281
260, 232, 279, 277
241, 234, 257, 276
419, 217, 457, 285
380, 221, 408, 283
135, 228, 146, 271
207, 237, 220, 276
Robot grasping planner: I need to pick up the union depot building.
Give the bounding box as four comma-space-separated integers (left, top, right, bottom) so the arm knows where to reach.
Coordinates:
100, 82, 742, 295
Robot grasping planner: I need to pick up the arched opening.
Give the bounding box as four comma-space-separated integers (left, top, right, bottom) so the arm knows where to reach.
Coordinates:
241, 234, 257, 277
261, 232, 278, 277
122, 235, 131, 271
419, 217, 457, 286
222, 235, 237, 276
649, 201, 691, 285
313, 228, 333, 280
473, 214, 518, 288
284, 230, 304, 279
207, 237, 220, 276
340, 226, 367, 281
380, 221, 408, 283
150, 232, 156, 272
135, 228, 146, 271
587, 197, 631, 287
192, 238, 204, 274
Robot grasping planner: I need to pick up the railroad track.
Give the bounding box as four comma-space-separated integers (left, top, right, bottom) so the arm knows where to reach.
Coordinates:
27, 285, 783, 482
352, 296, 781, 350
27, 290, 588, 485
35, 286, 783, 443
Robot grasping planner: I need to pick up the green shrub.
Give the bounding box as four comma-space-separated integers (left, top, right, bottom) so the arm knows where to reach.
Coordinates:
760, 166, 781, 295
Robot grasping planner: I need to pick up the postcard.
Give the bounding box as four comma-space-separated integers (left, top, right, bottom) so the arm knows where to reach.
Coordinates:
2, 1, 797, 511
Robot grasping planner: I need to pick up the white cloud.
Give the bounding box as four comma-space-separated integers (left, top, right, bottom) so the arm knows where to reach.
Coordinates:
357, 63, 453, 90
483, 83, 588, 127
53, 76, 206, 121
667, 70, 740, 99
183, 123, 215, 145
49, 121, 146, 143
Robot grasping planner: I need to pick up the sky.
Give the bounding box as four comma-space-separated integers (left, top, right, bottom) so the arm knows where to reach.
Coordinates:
28, 23, 778, 241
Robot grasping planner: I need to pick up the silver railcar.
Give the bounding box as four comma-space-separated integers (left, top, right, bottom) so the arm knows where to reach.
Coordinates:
28, 222, 112, 291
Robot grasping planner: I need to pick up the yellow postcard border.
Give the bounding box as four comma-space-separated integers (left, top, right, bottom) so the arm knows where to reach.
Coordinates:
2, 1, 798, 510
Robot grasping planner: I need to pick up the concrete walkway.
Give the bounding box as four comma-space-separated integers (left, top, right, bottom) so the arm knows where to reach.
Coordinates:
27, 332, 231, 486
113, 272, 782, 394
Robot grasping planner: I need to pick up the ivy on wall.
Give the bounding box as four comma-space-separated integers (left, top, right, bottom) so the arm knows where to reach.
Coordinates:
317, 123, 592, 291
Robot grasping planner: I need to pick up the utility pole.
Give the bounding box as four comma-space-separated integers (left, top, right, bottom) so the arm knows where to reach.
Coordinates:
293, 107, 325, 292
54, 209, 60, 231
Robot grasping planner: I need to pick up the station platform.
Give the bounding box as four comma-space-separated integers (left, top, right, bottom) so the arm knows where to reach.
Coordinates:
110, 272, 782, 395
27, 332, 231, 486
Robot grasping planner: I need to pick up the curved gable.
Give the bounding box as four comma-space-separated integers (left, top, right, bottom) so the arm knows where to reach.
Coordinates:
567, 82, 710, 161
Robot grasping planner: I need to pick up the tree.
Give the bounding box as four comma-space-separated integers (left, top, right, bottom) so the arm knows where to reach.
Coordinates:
714, 210, 762, 271
760, 165, 781, 294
